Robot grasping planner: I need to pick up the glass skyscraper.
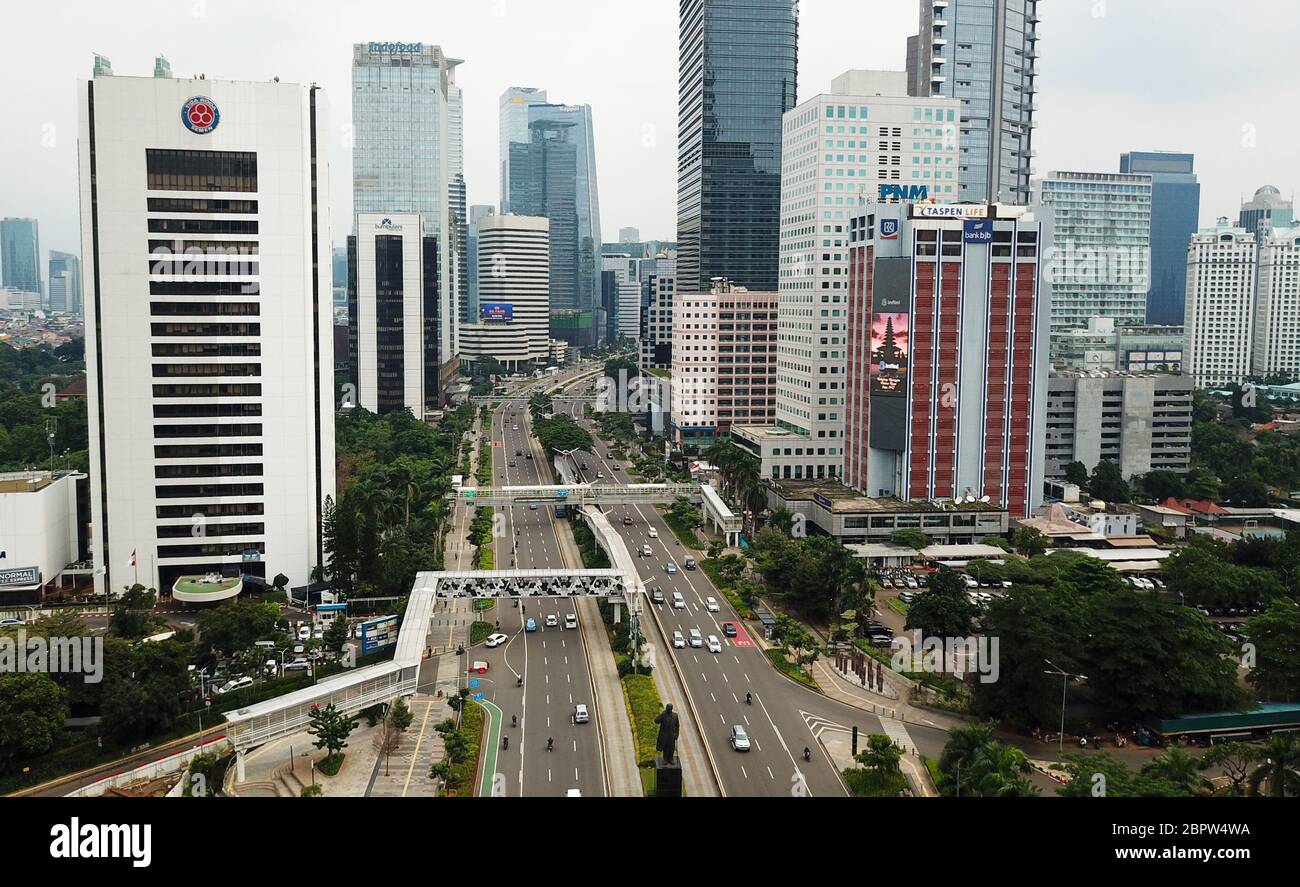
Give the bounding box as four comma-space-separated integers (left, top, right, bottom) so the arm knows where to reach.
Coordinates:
352, 42, 462, 360
48, 251, 81, 315
1, 217, 42, 297
906, 0, 1039, 204
1120, 151, 1200, 326
506, 102, 602, 347
499, 87, 547, 212
677, 0, 797, 295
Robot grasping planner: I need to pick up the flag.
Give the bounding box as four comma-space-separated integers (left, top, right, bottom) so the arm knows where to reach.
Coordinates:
127, 549, 136, 568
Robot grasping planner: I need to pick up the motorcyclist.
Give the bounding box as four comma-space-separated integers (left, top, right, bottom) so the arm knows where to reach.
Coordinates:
745, 692, 752, 705
546, 737, 554, 752
502, 735, 509, 750
803, 747, 811, 762
512, 715, 518, 728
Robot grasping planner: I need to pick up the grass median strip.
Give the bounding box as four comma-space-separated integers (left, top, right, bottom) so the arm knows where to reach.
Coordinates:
621, 673, 662, 797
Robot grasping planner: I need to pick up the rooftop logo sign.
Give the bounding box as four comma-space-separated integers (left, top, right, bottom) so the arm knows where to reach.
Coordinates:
181, 97, 219, 135
880, 184, 928, 201
368, 42, 423, 54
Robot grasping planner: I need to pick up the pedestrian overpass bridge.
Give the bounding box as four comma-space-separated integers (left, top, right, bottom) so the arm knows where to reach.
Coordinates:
451, 482, 699, 508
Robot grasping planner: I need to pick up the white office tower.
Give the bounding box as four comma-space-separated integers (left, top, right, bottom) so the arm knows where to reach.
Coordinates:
1038, 171, 1153, 332
459, 214, 550, 369
78, 72, 335, 598
1184, 220, 1257, 388
1251, 226, 1300, 380
352, 43, 460, 358
758, 70, 959, 480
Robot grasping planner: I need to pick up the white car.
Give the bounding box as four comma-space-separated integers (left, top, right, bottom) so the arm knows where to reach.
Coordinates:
217, 676, 254, 695
485, 633, 509, 648
730, 725, 751, 752
642, 545, 653, 558
705, 597, 720, 613
564, 614, 578, 630
672, 631, 686, 649
565, 789, 583, 797
545, 614, 559, 628
573, 704, 590, 724
648, 528, 659, 539
672, 592, 686, 610
298, 625, 311, 641
688, 629, 703, 648
706, 635, 722, 654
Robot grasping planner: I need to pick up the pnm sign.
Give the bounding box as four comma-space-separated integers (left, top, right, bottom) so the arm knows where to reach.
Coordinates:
879, 184, 929, 201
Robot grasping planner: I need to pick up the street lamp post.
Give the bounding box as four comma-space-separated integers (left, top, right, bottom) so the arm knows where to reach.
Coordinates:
1043, 659, 1087, 766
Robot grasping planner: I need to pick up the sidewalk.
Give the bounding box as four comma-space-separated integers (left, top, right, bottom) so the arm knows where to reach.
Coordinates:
367, 695, 448, 797
575, 597, 643, 796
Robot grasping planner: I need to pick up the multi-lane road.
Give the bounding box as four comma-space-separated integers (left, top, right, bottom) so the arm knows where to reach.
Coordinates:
464, 378, 608, 797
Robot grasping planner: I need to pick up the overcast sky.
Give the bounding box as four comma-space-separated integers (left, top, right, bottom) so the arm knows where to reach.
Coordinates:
1, 0, 1295, 260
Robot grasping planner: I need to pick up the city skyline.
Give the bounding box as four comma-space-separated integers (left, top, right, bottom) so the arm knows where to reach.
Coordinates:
0, 0, 1295, 261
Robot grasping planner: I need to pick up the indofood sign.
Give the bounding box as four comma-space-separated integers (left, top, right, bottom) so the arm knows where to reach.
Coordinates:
369, 42, 424, 54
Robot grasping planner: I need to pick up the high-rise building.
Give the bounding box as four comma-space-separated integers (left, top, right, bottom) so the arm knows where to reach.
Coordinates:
1251, 226, 1300, 381
78, 70, 335, 598
843, 203, 1053, 518
48, 251, 81, 315
1038, 171, 1152, 332
1045, 371, 1194, 481
347, 213, 449, 415
1, 218, 42, 299
677, 0, 797, 294
507, 103, 602, 347
906, 0, 1039, 204
499, 87, 547, 212
750, 70, 960, 481
352, 42, 460, 359
619, 227, 641, 244
642, 257, 681, 366
1239, 185, 1294, 235
1184, 219, 1257, 388
447, 77, 469, 332
1119, 152, 1200, 326
459, 214, 550, 368
671, 280, 779, 449
466, 204, 494, 321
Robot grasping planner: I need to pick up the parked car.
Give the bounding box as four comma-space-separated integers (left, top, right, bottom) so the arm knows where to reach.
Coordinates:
217, 676, 254, 695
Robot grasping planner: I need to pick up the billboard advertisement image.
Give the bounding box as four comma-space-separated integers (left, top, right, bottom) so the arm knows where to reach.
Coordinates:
480, 303, 514, 323
870, 312, 909, 396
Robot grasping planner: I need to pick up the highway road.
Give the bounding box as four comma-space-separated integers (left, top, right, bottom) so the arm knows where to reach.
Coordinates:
464, 382, 608, 797
554, 383, 954, 797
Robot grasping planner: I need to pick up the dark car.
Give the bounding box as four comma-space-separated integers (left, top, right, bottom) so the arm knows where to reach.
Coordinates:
722, 623, 738, 638
651, 589, 665, 604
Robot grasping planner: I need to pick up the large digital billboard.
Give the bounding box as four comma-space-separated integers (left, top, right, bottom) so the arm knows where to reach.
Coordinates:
359, 615, 399, 655
480, 303, 514, 323
870, 313, 909, 396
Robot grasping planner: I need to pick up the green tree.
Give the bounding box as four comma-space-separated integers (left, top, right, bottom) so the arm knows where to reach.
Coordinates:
1137, 469, 1186, 502
1246, 733, 1300, 797
1088, 460, 1131, 504
195, 599, 281, 658
890, 529, 932, 552
1010, 526, 1047, 558
0, 673, 69, 771
1063, 461, 1089, 487
308, 702, 356, 761
1244, 599, 1300, 702
1199, 741, 1259, 797
905, 567, 977, 638
844, 734, 909, 797
323, 616, 351, 651
109, 584, 159, 640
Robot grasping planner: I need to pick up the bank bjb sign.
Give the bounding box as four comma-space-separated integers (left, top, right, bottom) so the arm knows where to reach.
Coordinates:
963, 219, 994, 243
0, 566, 40, 588
880, 184, 929, 202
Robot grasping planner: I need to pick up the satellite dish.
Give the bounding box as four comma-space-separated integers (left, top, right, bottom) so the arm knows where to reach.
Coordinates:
979, 496, 991, 504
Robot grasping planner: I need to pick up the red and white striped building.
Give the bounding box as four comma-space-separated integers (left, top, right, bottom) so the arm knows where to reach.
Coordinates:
845, 204, 1052, 518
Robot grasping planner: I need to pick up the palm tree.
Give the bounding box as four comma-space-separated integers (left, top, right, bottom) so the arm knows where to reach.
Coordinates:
1143, 747, 1213, 796
970, 743, 1039, 797
1247, 734, 1300, 797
